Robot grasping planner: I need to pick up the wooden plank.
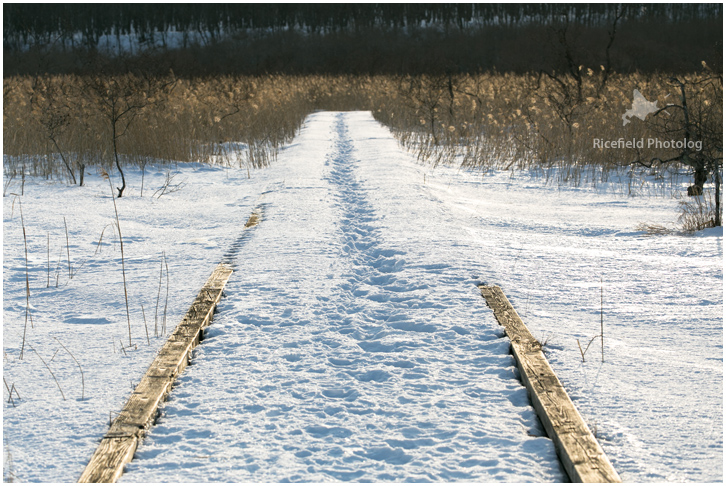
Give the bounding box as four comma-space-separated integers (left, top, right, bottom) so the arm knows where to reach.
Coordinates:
478, 285, 621, 483
77, 437, 138, 483
78, 263, 233, 483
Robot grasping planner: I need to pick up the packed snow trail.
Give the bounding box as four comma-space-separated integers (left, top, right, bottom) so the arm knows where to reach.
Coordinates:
120, 112, 566, 482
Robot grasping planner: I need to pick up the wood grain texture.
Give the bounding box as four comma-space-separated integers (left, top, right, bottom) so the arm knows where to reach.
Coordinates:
78, 437, 138, 483
78, 263, 233, 483
479, 285, 621, 483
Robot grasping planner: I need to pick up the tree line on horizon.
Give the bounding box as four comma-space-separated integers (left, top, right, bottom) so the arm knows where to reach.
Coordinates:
4, 4, 720, 50
3, 4, 723, 77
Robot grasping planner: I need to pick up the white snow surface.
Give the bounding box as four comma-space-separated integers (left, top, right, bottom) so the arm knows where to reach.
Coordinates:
3, 111, 723, 482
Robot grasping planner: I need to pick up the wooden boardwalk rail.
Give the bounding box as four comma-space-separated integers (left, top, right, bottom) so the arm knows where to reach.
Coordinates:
478, 285, 621, 483
79, 263, 234, 483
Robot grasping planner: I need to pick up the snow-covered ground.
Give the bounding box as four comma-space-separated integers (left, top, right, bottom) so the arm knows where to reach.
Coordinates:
3, 111, 723, 482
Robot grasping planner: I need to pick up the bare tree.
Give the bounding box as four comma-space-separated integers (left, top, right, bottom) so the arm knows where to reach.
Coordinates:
29, 75, 79, 185
82, 65, 175, 197
632, 69, 722, 226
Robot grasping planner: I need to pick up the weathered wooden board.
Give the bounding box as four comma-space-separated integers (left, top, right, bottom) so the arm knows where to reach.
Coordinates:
78, 263, 234, 483
478, 285, 621, 483
76, 437, 138, 483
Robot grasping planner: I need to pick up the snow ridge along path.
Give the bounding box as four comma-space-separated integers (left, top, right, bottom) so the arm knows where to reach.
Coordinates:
120, 112, 566, 482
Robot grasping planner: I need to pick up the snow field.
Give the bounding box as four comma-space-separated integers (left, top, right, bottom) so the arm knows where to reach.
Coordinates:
3, 111, 722, 482
3, 163, 270, 481
407, 130, 723, 480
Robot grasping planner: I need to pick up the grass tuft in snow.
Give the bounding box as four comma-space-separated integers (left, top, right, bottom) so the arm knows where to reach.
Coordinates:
678, 191, 719, 233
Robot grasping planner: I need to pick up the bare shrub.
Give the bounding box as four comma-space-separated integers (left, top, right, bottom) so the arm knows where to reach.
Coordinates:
152, 170, 186, 199
678, 191, 719, 233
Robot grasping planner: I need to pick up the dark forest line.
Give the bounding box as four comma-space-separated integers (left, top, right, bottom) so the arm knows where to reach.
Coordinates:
3, 4, 723, 77
4, 4, 720, 48
4, 19, 723, 77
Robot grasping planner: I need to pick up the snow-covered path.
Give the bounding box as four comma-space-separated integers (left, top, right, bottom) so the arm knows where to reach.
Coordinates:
120, 112, 565, 482
4, 111, 721, 483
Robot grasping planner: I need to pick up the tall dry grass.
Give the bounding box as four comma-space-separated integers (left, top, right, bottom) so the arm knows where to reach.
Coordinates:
369, 71, 721, 193
3, 74, 317, 179
4, 71, 721, 205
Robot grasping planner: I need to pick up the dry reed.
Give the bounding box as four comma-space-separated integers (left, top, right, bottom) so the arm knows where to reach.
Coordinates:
53, 337, 85, 400
3, 71, 721, 203
102, 171, 133, 347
